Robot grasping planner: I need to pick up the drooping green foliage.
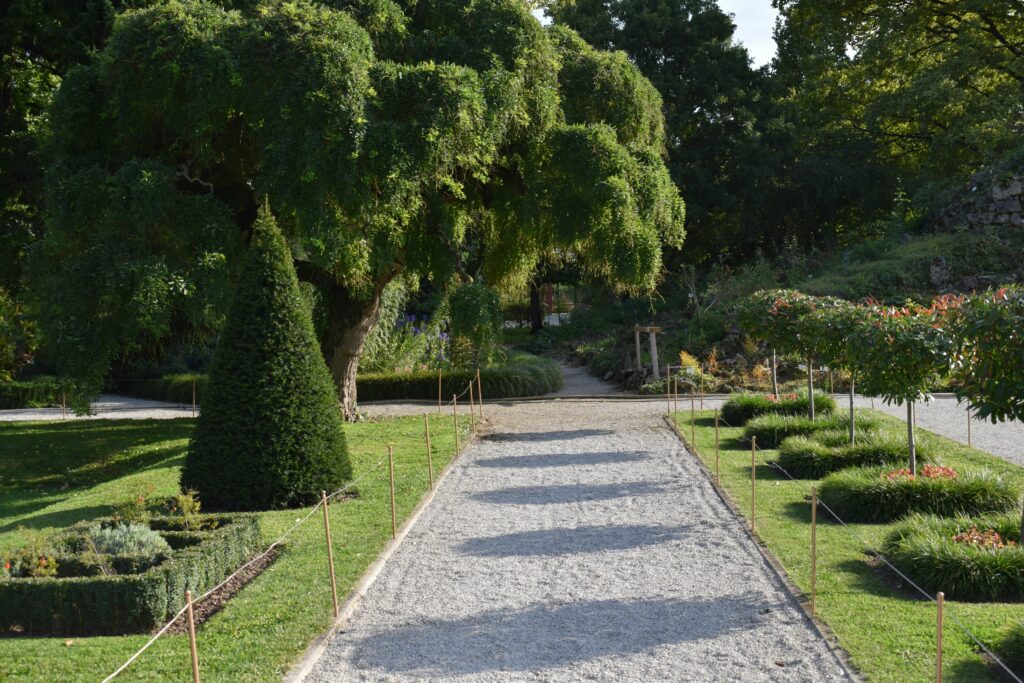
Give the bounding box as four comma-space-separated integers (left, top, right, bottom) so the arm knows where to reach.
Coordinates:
34, 0, 685, 413
447, 283, 504, 369
182, 205, 351, 510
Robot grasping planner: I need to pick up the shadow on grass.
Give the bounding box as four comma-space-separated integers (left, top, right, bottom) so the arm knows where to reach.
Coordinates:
834, 558, 930, 603
0, 504, 115, 534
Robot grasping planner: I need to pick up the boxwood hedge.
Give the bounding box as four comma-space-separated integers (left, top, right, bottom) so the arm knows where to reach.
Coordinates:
0, 377, 62, 409
818, 467, 1018, 523
720, 391, 835, 426
777, 430, 929, 479
0, 514, 260, 635
112, 373, 206, 405
883, 513, 1024, 602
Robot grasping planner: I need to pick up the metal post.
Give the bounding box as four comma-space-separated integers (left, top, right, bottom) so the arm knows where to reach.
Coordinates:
321, 491, 339, 618
811, 486, 817, 618
387, 446, 397, 539
424, 414, 434, 489
936, 591, 944, 682
751, 436, 757, 533
185, 590, 200, 683
714, 410, 720, 487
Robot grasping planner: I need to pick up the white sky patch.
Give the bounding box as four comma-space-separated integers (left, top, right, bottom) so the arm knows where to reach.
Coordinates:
716, 0, 778, 67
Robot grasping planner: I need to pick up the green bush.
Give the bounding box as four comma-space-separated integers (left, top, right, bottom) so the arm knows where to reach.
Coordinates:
112, 373, 207, 405
721, 391, 835, 426
883, 513, 1024, 602
994, 622, 1024, 675
0, 376, 61, 409
818, 467, 1019, 523
357, 353, 562, 402
182, 207, 351, 510
0, 514, 260, 635
82, 523, 172, 557
777, 430, 925, 478
745, 412, 882, 449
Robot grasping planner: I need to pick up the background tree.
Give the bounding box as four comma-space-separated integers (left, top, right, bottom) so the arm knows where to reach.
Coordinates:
801, 298, 860, 442
33, 0, 685, 417
182, 204, 351, 510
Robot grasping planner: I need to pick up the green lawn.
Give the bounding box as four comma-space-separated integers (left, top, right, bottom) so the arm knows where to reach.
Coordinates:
0, 413, 468, 681
672, 408, 1024, 682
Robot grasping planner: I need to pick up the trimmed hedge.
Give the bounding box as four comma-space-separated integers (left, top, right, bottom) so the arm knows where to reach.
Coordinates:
818, 467, 1019, 523
883, 513, 1024, 602
357, 353, 563, 402
112, 373, 207, 405
0, 514, 260, 635
744, 412, 883, 449
777, 430, 929, 479
0, 377, 61, 409
720, 391, 835, 426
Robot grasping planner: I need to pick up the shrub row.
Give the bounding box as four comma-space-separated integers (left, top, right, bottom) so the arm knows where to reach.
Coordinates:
744, 412, 882, 449
111, 373, 206, 405
0, 514, 260, 635
883, 513, 1024, 602
356, 354, 563, 402
721, 391, 835, 426
818, 467, 1019, 523
777, 430, 925, 479
0, 377, 62, 409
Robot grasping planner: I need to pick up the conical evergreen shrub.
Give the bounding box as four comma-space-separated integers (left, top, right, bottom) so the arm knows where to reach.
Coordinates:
181, 204, 351, 510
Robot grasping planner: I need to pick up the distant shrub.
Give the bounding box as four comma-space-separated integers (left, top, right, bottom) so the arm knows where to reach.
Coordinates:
84, 523, 172, 557
777, 430, 924, 478
818, 467, 1018, 522
721, 391, 835, 426
883, 513, 1024, 602
111, 373, 206, 405
745, 412, 882, 449
0, 376, 61, 409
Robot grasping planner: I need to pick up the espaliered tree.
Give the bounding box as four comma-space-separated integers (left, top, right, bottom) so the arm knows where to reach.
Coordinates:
802, 298, 860, 443
950, 285, 1024, 542
182, 204, 351, 510
847, 298, 959, 474
31, 0, 685, 418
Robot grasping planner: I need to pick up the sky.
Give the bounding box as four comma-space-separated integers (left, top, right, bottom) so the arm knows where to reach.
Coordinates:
717, 0, 779, 67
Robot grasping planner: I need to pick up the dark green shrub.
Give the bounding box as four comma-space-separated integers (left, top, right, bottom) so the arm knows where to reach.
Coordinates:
357, 353, 562, 402
721, 391, 835, 426
745, 412, 882, 449
0, 514, 260, 635
0, 376, 61, 409
994, 623, 1024, 675
112, 373, 207, 405
448, 283, 504, 368
182, 207, 351, 510
883, 513, 1024, 602
818, 467, 1019, 522
777, 430, 927, 478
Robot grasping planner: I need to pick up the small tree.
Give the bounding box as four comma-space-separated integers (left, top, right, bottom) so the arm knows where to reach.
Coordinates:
950, 285, 1024, 542
802, 299, 860, 442
181, 204, 351, 510
847, 299, 957, 474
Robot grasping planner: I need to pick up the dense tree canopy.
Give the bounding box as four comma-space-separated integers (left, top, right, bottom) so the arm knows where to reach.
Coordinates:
31, 0, 685, 415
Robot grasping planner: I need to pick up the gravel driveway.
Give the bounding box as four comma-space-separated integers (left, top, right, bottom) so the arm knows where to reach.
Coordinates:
304, 400, 850, 682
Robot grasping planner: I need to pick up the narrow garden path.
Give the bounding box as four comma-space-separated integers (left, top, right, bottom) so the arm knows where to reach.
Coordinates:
303, 400, 850, 682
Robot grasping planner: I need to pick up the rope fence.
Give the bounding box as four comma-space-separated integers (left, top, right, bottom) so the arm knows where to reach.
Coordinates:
99, 377, 482, 683
670, 398, 1023, 683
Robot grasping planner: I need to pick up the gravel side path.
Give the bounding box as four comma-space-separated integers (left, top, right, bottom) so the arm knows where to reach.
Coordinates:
0, 394, 194, 422
304, 400, 850, 682
551, 363, 620, 395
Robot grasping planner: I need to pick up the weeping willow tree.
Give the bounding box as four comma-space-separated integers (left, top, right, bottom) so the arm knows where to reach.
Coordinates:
33, 0, 685, 417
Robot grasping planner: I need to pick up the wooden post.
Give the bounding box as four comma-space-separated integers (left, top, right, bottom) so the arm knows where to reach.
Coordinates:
936, 591, 944, 682
811, 486, 817, 618
61, 391, 67, 421
476, 369, 483, 419
437, 370, 442, 414
666, 366, 672, 416
714, 410, 720, 487
700, 371, 704, 410
192, 378, 197, 418
185, 589, 200, 683
634, 327, 643, 370
468, 383, 476, 430
689, 385, 695, 446
424, 414, 434, 489
452, 395, 459, 457
829, 371, 834, 396
751, 436, 757, 533
966, 405, 972, 447
387, 446, 397, 539
807, 357, 815, 420
321, 491, 339, 618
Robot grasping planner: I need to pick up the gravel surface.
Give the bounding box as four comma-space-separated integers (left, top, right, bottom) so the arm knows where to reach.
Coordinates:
0, 394, 195, 422
552, 363, 619, 395
304, 400, 850, 682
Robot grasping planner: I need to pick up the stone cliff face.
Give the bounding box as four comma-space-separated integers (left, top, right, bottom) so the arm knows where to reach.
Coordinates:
933, 170, 1024, 232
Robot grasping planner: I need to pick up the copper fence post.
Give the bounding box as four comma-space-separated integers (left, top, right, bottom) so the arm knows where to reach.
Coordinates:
387, 446, 397, 539
811, 486, 817, 618
936, 591, 945, 682
751, 436, 757, 533
321, 491, 339, 618
424, 414, 434, 489
185, 589, 200, 683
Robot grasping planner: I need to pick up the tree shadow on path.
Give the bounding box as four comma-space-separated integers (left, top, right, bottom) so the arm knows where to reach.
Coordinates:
482, 429, 614, 443
474, 451, 650, 469
346, 593, 775, 676
469, 481, 667, 506
457, 524, 690, 558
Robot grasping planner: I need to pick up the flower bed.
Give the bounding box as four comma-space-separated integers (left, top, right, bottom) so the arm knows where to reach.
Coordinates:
720, 391, 835, 426
883, 513, 1024, 602
744, 412, 882, 449
817, 466, 1018, 522
777, 431, 930, 478
0, 514, 260, 635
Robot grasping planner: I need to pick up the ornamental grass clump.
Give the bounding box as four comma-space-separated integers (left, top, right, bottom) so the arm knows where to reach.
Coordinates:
818, 466, 1018, 523
883, 513, 1024, 602
720, 391, 835, 426
777, 430, 927, 478
745, 412, 882, 449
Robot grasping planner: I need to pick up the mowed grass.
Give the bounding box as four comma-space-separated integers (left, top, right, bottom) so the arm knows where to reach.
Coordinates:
0, 412, 469, 681
673, 408, 1024, 683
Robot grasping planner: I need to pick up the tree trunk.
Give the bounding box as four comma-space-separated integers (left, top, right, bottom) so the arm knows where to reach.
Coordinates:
907, 401, 917, 475
849, 375, 856, 445
807, 356, 815, 420
529, 281, 544, 334
320, 280, 388, 421
770, 348, 779, 397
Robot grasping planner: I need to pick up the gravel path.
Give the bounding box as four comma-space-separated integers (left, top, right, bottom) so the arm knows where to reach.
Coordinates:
304, 400, 850, 682
551, 363, 620, 395
0, 394, 194, 422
